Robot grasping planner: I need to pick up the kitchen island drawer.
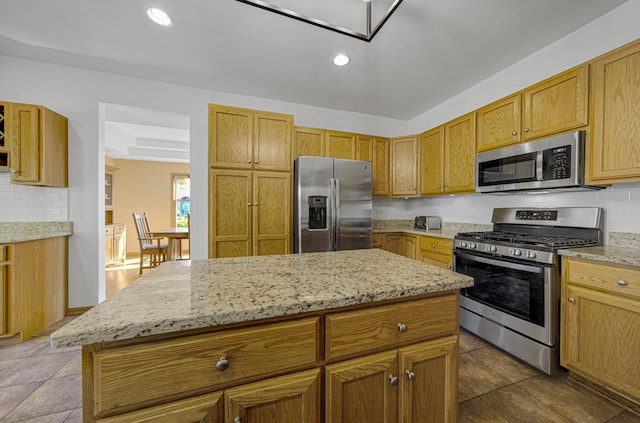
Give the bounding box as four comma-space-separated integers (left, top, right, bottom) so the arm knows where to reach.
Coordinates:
566, 259, 640, 300
90, 317, 320, 418
325, 294, 458, 361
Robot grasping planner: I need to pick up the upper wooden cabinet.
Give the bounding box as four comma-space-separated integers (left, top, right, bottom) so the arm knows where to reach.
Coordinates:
372, 137, 390, 196
476, 94, 521, 153
443, 113, 476, 195
294, 126, 325, 158
326, 130, 356, 160
419, 126, 444, 196
390, 135, 418, 197
356, 134, 373, 162
4, 102, 68, 187
476, 65, 589, 153
209, 104, 293, 172
589, 40, 640, 184
0, 103, 9, 170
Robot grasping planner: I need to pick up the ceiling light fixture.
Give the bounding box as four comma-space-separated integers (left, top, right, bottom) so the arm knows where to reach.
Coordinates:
235, 0, 404, 42
147, 7, 174, 27
333, 54, 350, 67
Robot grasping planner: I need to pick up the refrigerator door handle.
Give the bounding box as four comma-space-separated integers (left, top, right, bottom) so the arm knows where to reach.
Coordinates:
334, 178, 341, 251
329, 178, 337, 251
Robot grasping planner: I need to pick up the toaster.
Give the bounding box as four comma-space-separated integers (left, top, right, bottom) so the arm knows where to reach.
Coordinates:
414, 216, 441, 230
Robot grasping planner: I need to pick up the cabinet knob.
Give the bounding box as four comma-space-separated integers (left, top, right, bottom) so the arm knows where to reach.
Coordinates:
523, 128, 530, 132
568, 297, 575, 303
397, 322, 407, 333
247, 203, 252, 207
447, 264, 452, 269
437, 184, 442, 188
248, 160, 252, 163
389, 374, 399, 386
233, 418, 242, 423
432, 244, 436, 248
406, 370, 416, 381
254, 203, 258, 207
444, 184, 449, 188
617, 280, 628, 286
512, 131, 517, 136
216, 356, 229, 371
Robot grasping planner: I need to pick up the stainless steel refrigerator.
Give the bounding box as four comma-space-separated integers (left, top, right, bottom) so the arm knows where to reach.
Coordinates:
294, 156, 372, 253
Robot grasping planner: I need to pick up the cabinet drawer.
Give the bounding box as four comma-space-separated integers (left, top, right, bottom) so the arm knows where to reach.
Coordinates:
419, 236, 453, 257
105, 226, 114, 236
372, 233, 384, 248
566, 259, 640, 300
92, 317, 320, 417
325, 295, 458, 361
113, 225, 125, 235
419, 251, 452, 270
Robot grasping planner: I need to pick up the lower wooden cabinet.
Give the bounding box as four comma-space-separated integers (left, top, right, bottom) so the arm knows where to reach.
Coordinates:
372, 233, 384, 249
105, 224, 126, 266
325, 336, 458, 423
418, 236, 453, 270
383, 233, 401, 255
400, 235, 417, 259
561, 257, 640, 408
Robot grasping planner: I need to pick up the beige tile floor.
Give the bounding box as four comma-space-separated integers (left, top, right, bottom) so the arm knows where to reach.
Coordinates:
1, 322, 639, 422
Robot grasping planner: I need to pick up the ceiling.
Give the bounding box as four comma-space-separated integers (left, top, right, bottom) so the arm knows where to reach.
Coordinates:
0, 0, 629, 161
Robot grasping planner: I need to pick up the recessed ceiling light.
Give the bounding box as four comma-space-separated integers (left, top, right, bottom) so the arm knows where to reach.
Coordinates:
333, 54, 350, 67
147, 7, 173, 27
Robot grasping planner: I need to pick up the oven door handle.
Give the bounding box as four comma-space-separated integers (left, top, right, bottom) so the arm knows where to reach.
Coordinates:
455, 251, 543, 273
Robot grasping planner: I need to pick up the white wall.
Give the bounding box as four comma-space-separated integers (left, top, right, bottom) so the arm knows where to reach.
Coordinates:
0, 174, 68, 221
0, 55, 406, 307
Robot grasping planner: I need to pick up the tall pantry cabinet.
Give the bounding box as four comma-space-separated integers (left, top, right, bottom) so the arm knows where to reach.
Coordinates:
209, 105, 293, 258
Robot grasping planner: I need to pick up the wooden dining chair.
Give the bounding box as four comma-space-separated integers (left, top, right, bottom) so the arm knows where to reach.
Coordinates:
132, 212, 168, 274
177, 213, 190, 260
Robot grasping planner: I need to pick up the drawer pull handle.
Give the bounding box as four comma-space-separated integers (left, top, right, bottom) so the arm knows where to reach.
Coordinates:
617, 280, 628, 286
397, 323, 407, 333
216, 356, 229, 371
568, 297, 575, 303
406, 370, 416, 381
389, 375, 399, 386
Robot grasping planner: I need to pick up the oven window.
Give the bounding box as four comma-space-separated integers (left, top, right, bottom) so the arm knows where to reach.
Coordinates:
478, 152, 537, 186
457, 254, 545, 326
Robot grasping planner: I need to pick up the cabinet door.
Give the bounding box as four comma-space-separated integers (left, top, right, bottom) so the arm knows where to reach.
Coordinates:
96, 391, 223, 423
561, 284, 640, 402
357, 134, 374, 162
373, 138, 390, 196
0, 247, 8, 335
372, 233, 384, 249
384, 234, 401, 255
209, 105, 253, 169
476, 94, 521, 152
113, 225, 126, 264
400, 236, 417, 260
253, 111, 292, 172
521, 64, 589, 141
10, 103, 41, 183
326, 350, 399, 423
390, 136, 418, 197
590, 41, 640, 183
105, 229, 114, 265
419, 127, 444, 195
294, 126, 325, 158
226, 369, 321, 423
399, 336, 458, 423
210, 169, 252, 258
326, 131, 356, 160
253, 171, 290, 256
444, 113, 476, 194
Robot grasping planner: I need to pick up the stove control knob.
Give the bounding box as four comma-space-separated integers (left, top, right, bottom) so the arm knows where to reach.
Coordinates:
469, 242, 477, 249
488, 245, 497, 252
511, 249, 522, 257
526, 251, 537, 259
460, 241, 468, 248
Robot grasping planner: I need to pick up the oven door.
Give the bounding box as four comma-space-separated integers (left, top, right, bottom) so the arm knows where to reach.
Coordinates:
454, 250, 558, 346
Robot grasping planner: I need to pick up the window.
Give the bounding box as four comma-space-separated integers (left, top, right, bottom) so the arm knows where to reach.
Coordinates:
173, 174, 190, 227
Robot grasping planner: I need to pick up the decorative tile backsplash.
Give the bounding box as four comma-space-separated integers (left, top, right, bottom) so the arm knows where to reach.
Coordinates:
0, 174, 69, 221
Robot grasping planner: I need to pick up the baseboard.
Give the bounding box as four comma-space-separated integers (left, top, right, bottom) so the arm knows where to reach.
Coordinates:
568, 372, 640, 416
66, 306, 93, 316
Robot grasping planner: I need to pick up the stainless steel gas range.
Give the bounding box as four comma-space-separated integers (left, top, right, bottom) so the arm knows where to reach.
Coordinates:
453, 207, 602, 375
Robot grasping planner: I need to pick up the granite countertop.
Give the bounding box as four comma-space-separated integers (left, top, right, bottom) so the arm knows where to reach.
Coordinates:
373, 228, 460, 239
372, 220, 491, 240
559, 246, 640, 267
0, 222, 73, 243
51, 249, 474, 348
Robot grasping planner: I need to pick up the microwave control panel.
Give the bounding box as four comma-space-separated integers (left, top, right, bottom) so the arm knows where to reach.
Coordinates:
543, 145, 571, 180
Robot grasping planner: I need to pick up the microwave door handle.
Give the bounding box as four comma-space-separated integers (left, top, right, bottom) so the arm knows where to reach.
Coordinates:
536, 151, 544, 181
455, 251, 543, 273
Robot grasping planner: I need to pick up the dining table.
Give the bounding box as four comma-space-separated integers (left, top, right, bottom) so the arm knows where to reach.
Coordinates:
149, 227, 189, 260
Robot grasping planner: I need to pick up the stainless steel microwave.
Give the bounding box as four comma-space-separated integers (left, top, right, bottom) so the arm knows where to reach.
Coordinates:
475, 131, 602, 194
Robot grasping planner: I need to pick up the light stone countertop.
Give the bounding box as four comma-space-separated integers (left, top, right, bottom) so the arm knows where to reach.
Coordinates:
50, 249, 474, 348
559, 246, 640, 267
0, 222, 73, 243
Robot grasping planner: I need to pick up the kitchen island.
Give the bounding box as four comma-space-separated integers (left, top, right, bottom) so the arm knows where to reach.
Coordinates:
52, 249, 474, 422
